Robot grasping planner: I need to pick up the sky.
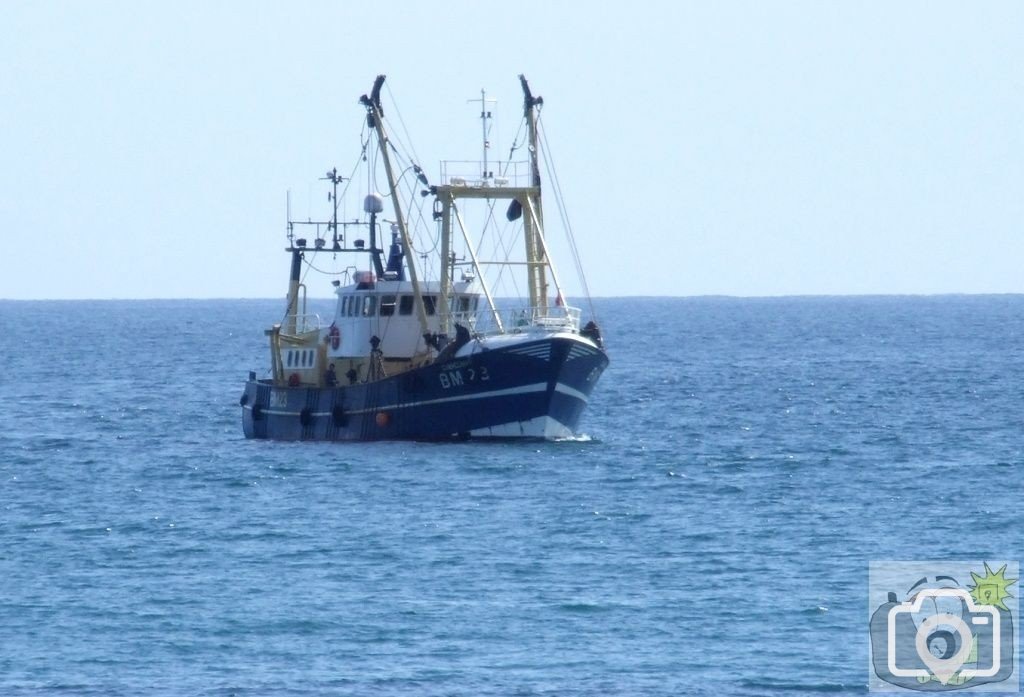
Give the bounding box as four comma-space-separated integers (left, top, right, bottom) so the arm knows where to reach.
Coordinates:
1, 1, 1022, 299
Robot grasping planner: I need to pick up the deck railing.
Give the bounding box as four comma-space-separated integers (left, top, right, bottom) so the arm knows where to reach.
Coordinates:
439, 160, 532, 188
445, 305, 581, 336
284, 313, 323, 336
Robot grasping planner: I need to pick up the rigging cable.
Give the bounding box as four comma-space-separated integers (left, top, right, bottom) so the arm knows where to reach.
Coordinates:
537, 114, 597, 322
470, 119, 528, 301
384, 82, 423, 168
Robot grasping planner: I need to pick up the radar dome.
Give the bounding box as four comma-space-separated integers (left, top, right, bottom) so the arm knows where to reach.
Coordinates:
364, 193, 384, 214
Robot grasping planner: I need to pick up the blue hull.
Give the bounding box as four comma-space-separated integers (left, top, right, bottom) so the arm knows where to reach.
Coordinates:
240, 336, 607, 441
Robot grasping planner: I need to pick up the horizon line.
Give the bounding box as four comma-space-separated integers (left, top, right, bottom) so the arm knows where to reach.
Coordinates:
3, 291, 1023, 302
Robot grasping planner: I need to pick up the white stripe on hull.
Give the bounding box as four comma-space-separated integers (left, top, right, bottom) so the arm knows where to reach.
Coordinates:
553, 382, 589, 403
246, 380, 593, 420
469, 415, 573, 439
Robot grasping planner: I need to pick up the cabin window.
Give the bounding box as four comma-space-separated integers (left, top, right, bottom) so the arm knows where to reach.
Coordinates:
353, 296, 363, 317
458, 296, 471, 313
424, 295, 436, 316
380, 295, 396, 317
364, 296, 377, 316
473, 296, 480, 311
341, 297, 348, 316
399, 295, 414, 315
284, 349, 316, 369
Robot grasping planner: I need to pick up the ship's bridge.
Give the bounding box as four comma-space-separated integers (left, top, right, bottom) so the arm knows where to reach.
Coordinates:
328, 272, 479, 360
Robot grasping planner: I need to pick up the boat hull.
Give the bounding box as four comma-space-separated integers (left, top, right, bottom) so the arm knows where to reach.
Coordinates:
240, 335, 607, 441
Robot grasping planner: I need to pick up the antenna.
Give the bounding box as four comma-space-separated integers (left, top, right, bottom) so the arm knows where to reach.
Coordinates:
320, 167, 344, 250
468, 88, 497, 182
286, 189, 293, 244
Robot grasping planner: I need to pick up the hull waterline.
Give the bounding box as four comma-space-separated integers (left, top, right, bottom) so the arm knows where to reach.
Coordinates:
241, 335, 607, 441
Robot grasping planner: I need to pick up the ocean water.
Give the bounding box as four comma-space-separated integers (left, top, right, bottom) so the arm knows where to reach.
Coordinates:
1, 296, 1021, 696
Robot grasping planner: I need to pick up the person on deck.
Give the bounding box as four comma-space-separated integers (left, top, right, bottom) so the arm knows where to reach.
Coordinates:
324, 363, 338, 387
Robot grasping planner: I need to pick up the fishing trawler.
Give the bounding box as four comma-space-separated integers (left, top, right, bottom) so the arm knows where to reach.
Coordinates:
240, 75, 607, 440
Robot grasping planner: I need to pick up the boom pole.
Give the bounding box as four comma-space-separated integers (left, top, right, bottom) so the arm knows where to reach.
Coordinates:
519, 75, 548, 310
360, 75, 429, 337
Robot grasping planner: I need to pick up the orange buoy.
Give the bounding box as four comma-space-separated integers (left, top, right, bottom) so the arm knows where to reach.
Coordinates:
375, 412, 390, 427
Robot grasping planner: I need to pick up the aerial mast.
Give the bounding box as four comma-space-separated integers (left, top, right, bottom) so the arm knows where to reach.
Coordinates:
321, 167, 344, 251
468, 88, 497, 183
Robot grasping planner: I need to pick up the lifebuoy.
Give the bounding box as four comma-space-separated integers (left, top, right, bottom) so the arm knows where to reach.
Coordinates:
329, 323, 341, 350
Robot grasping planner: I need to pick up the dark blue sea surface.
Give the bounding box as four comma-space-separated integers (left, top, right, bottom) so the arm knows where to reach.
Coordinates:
1, 296, 1021, 696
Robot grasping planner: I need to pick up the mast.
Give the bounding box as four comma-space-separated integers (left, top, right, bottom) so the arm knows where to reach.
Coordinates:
431, 76, 559, 333
428, 187, 509, 335
439, 199, 452, 335
360, 75, 429, 337
284, 247, 302, 335
520, 74, 548, 310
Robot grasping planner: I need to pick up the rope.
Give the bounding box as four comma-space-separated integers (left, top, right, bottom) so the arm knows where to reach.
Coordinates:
302, 257, 353, 276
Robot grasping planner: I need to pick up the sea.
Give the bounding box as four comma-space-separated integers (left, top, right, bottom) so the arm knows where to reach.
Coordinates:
1, 296, 1021, 696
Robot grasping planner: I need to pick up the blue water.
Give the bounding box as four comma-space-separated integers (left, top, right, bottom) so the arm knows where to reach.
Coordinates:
1, 296, 1021, 695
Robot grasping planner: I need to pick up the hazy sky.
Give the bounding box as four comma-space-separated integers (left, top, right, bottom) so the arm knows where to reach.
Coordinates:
2, 1, 1021, 299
